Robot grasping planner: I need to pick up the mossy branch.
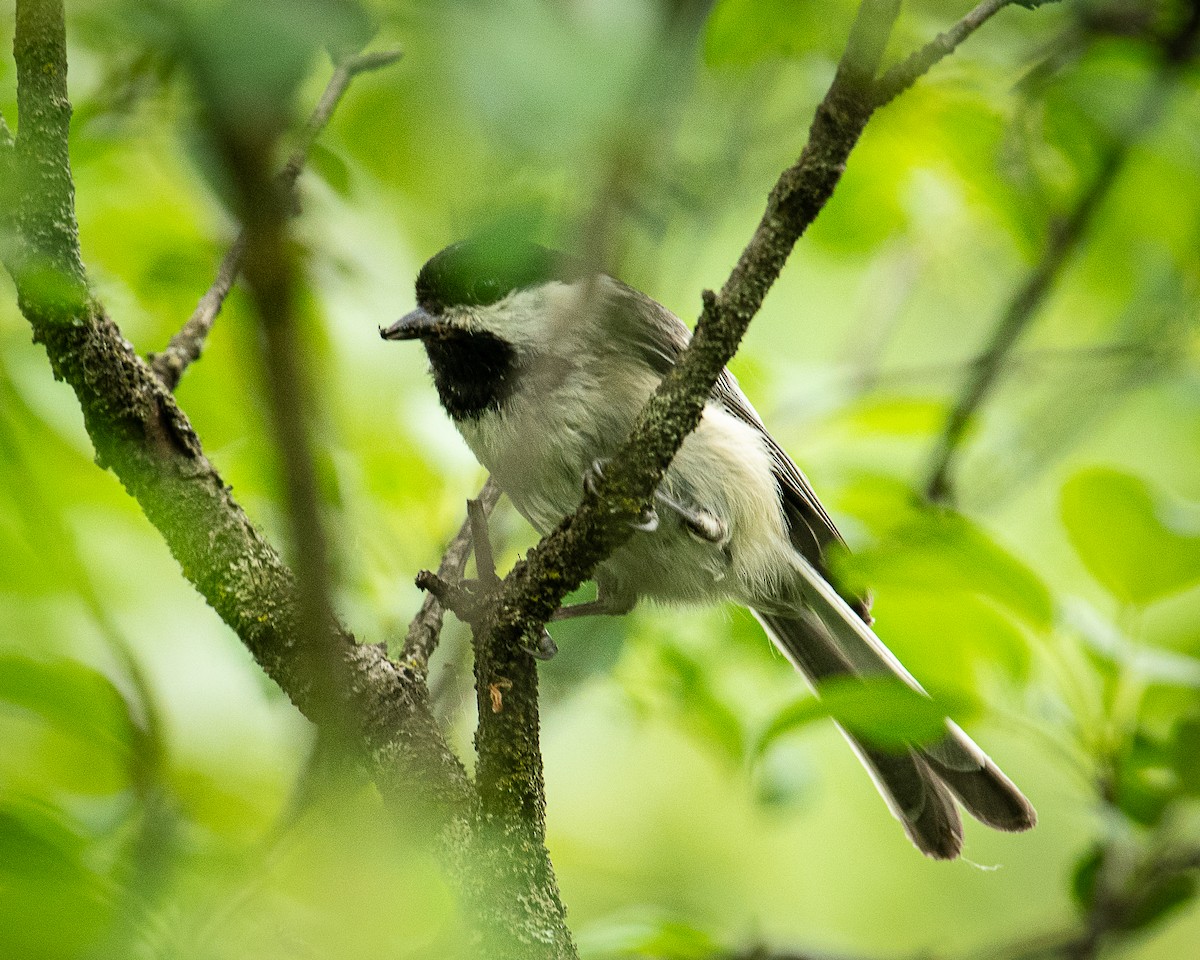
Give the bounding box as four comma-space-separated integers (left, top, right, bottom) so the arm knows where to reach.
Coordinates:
473, 0, 906, 740
5, 0, 470, 830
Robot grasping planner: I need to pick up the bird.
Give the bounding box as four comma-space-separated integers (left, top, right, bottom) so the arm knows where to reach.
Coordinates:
381, 235, 1037, 859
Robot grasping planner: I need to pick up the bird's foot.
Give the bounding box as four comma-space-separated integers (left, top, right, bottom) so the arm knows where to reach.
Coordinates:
520, 628, 559, 661
583, 458, 658, 532
653, 489, 729, 544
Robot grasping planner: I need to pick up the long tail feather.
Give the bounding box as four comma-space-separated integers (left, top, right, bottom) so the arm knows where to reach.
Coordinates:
923, 721, 1037, 832
755, 555, 1036, 857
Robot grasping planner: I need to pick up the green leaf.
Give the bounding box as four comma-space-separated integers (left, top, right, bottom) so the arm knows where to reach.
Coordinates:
0, 798, 112, 956
1061, 468, 1200, 606
756, 675, 976, 758
1113, 754, 1177, 828
1066, 600, 1200, 690
704, 0, 858, 66
0, 655, 137, 777
1071, 844, 1106, 914
837, 509, 1054, 629
867, 589, 1032, 694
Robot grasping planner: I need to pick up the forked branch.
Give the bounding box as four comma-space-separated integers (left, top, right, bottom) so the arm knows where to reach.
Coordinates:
149, 48, 402, 390
403, 477, 502, 671
5, 0, 466, 829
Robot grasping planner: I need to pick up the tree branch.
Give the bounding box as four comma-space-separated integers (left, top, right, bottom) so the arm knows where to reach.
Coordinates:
922, 7, 1200, 504
481, 0, 904, 675
148, 48, 402, 391
458, 5, 907, 954
201, 44, 357, 747
11, 0, 87, 298
6, 0, 468, 827
873, 0, 1032, 108
469, 511, 576, 959
0, 114, 15, 258
402, 476, 502, 672
468, 495, 501, 587
4, 2, 1066, 956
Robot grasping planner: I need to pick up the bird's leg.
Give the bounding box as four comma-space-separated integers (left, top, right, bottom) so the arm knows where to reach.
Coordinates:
653, 489, 729, 544
551, 584, 636, 622
583, 459, 658, 532
584, 459, 727, 543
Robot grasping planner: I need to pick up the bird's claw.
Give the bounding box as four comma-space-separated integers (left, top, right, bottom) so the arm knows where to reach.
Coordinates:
583, 458, 607, 497
521, 628, 558, 661
583, 459, 658, 532
654, 489, 728, 544
630, 505, 659, 532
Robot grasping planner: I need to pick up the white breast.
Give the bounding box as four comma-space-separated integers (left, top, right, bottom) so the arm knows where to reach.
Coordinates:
449, 280, 796, 610
456, 357, 655, 534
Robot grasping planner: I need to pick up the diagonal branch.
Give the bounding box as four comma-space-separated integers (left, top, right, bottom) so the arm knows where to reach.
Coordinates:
201, 51, 356, 749
873, 0, 1037, 108
148, 48, 402, 391
922, 5, 1200, 504
479, 0, 904, 674
457, 3, 905, 956
7, 0, 468, 827
402, 477, 502, 672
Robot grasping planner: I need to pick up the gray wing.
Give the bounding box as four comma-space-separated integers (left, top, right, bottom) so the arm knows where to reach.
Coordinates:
601, 278, 849, 569
711, 367, 846, 563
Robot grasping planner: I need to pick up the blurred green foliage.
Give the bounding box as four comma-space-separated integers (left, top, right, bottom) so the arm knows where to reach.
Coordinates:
2, 0, 1200, 958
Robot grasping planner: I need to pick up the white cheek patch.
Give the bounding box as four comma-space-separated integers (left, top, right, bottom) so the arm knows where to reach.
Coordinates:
458, 281, 592, 352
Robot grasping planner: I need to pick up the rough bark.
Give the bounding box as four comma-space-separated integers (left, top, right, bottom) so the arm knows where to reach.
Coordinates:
6, 0, 470, 830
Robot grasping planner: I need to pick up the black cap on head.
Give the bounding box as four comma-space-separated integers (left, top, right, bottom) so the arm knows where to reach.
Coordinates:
415, 236, 584, 313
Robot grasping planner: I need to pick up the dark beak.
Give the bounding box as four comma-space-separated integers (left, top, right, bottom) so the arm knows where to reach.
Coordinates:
380, 307, 438, 341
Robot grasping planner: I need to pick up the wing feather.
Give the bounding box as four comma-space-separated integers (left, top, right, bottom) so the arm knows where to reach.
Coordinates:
600, 277, 847, 567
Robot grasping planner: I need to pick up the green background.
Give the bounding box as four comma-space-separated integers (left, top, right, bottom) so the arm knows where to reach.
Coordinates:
2, 1, 1199, 957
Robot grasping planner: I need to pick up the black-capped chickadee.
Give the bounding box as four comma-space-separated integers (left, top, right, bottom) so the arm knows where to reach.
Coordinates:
382, 237, 1036, 859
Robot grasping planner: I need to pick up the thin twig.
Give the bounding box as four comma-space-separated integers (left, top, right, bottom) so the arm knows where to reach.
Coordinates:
402, 476, 501, 670
201, 59, 358, 750
148, 48, 402, 390
922, 8, 1200, 504
415, 569, 485, 624
922, 148, 1128, 504
468, 495, 500, 587
873, 0, 1031, 108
